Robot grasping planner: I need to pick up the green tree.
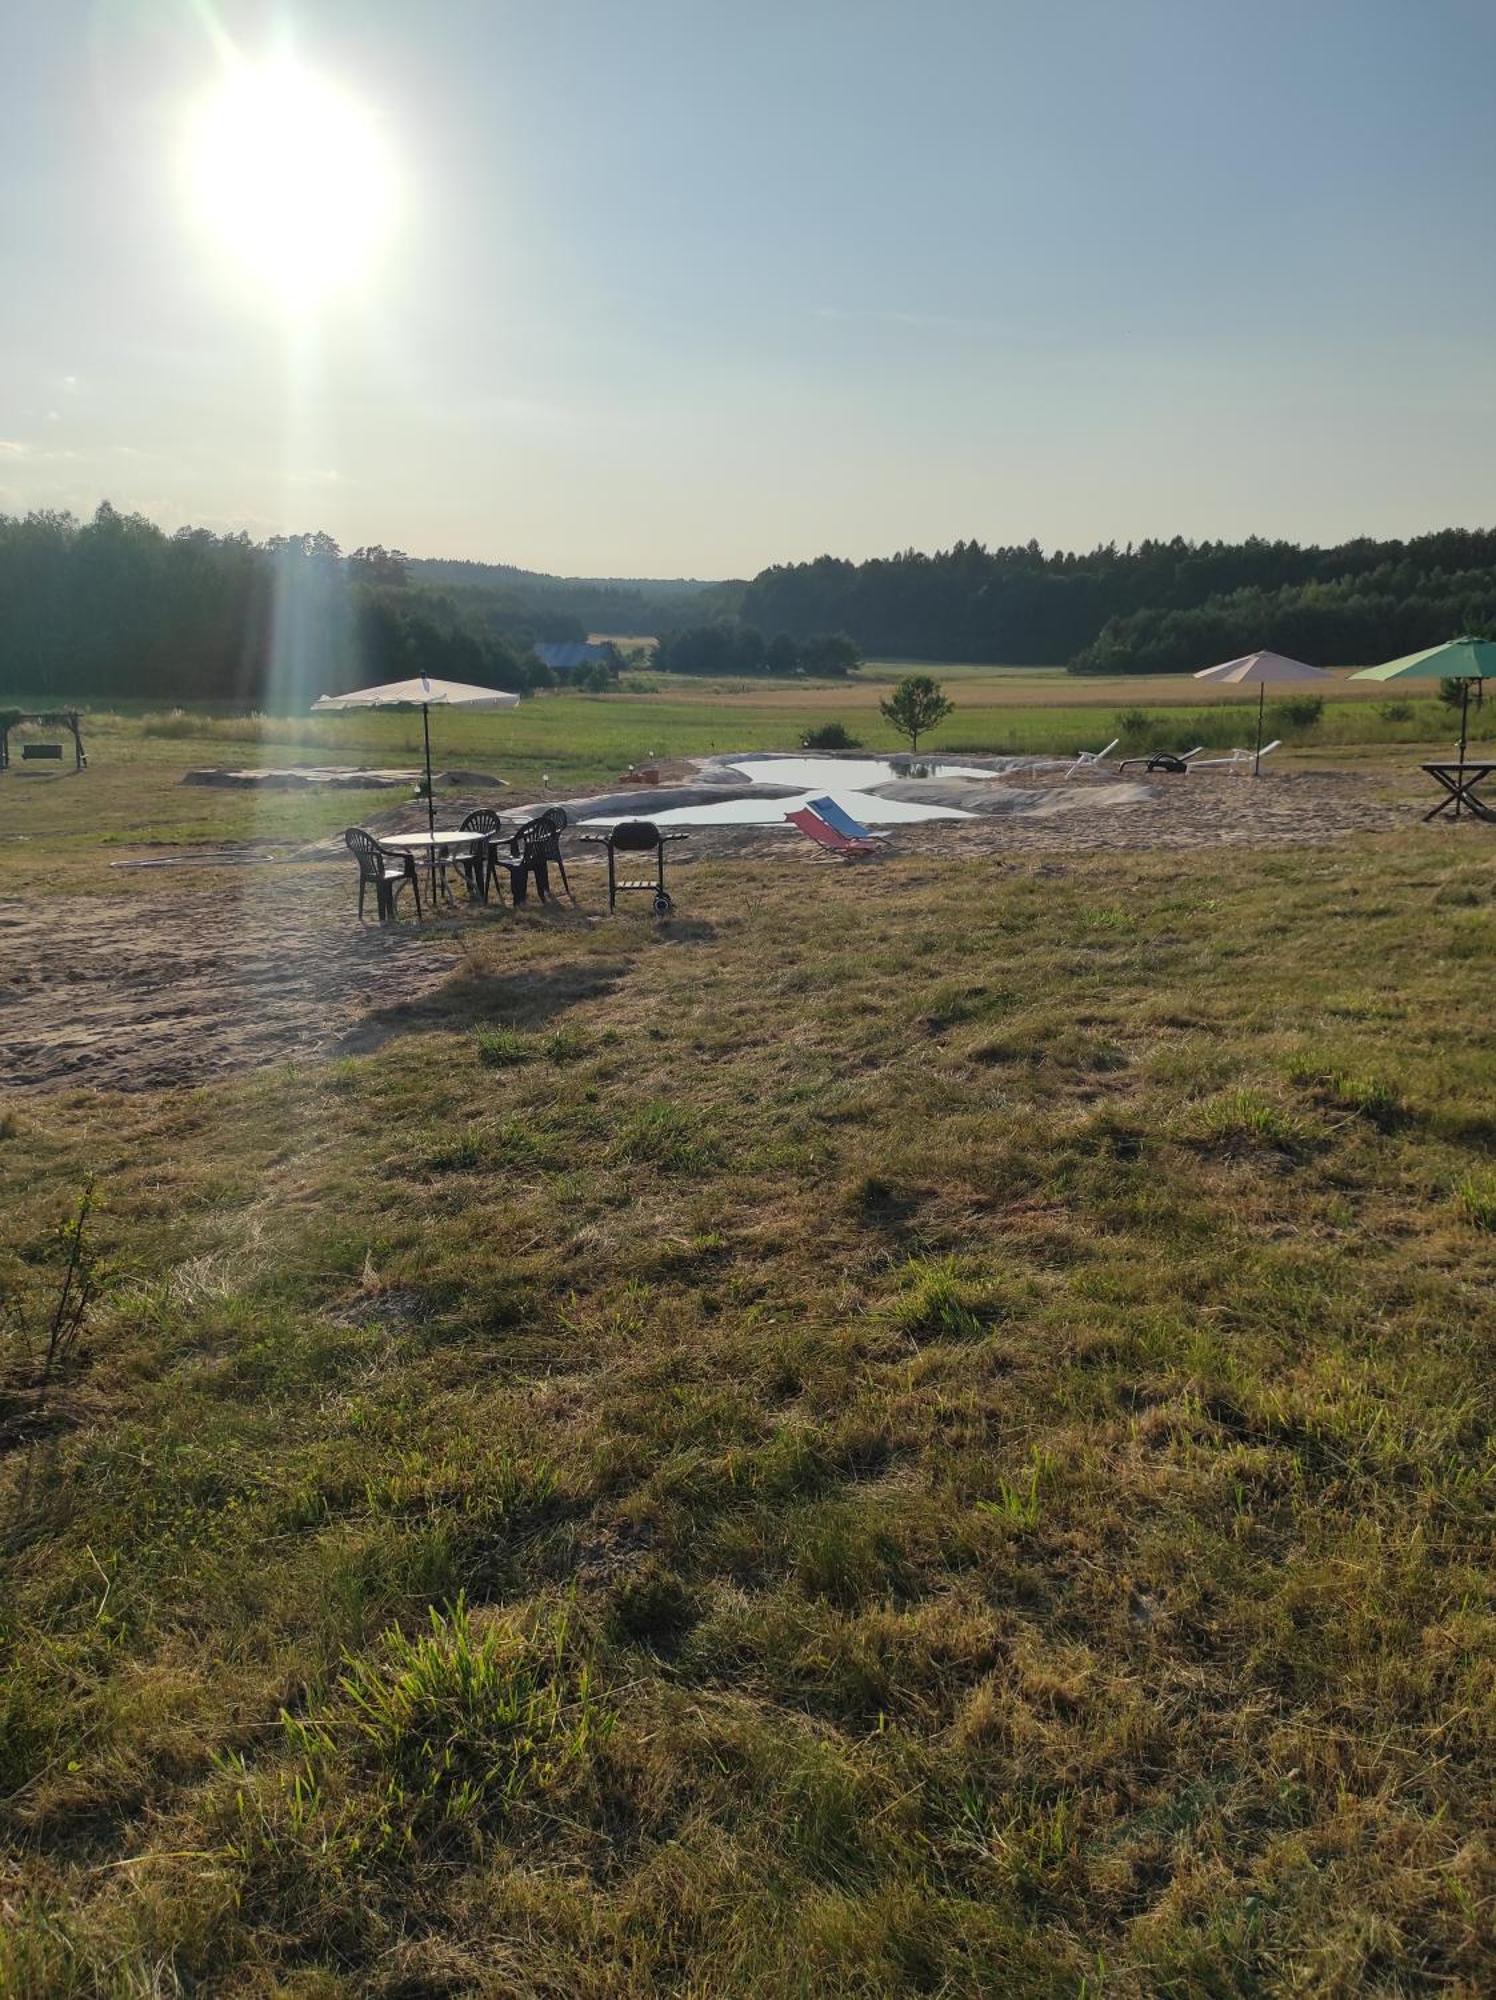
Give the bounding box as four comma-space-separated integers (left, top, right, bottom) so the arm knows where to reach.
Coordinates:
879, 673, 952, 750
347, 544, 410, 587
766, 631, 802, 675
801, 631, 862, 677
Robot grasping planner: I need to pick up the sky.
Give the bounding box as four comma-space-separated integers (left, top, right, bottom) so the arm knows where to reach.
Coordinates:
3, 0, 1496, 578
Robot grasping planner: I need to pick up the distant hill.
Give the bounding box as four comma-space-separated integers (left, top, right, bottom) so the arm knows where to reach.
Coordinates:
408, 558, 740, 639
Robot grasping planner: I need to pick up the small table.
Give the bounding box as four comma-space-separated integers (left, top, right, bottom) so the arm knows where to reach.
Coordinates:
1421, 762, 1496, 823
378, 828, 498, 902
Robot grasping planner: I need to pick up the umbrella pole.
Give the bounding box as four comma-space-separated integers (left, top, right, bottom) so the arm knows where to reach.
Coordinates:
422, 703, 437, 897
1255, 684, 1265, 776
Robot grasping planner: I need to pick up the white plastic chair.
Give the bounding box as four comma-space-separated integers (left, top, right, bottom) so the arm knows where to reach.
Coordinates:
1189, 740, 1282, 775
1063, 737, 1119, 779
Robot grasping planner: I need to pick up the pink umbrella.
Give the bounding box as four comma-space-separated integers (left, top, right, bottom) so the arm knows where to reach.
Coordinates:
1193, 651, 1332, 775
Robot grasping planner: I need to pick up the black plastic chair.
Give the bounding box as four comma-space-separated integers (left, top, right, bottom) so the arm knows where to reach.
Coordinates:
494, 807, 574, 905
345, 828, 422, 924
579, 820, 687, 915
533, 808, 574, 901
451, 808, 504, 902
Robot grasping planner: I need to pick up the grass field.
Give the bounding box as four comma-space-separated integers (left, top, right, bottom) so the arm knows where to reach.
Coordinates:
5, 664, 1487, 815
1, 701, 1493, 1995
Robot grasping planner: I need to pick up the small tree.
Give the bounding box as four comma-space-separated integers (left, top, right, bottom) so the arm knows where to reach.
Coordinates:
1275, 695, 1324, 731
880, 674, 952, 751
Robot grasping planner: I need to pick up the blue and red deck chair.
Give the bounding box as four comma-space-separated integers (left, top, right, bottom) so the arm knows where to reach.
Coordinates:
786, 797, 883, 858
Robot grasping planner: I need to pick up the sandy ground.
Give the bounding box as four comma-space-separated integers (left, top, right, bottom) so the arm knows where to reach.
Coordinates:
608, 765, 1414, 861
0, 874, 477, 1093
0, 767, 1426, 1094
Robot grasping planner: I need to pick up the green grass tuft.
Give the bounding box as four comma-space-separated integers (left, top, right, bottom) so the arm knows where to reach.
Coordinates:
1453, 1169, 1496, 1231
1, 712, 1492, 1995
475, 1026, 531, 1068
889, 1256, 1005, 1342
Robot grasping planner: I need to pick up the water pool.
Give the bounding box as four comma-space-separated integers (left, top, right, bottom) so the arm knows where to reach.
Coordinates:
577, 752, 1014, 829
722, 754, 1002, 791
583, 789, 971, 829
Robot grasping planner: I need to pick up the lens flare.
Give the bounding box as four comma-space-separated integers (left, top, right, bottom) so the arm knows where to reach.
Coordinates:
184, 56, 397, 305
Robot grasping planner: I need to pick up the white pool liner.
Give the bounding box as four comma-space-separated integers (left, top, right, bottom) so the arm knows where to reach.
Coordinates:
722, 754, 1001, 790
581, 788, 972, 829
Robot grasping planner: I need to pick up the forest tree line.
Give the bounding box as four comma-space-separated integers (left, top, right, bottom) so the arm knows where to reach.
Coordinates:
652, 626, 861, 677
0, 506, 613, 703
7, 506, 1496, 699
738, 530, 1496, 670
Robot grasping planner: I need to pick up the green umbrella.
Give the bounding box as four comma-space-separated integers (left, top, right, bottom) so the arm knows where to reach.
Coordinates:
1352, 638, 1496, 772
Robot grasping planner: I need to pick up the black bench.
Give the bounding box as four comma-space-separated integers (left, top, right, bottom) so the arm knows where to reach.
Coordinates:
21, 744, 63, 761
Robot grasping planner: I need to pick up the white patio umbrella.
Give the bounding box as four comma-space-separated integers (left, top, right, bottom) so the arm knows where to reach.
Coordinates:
312, 674, 520, 891
1192, 650, 1332, 774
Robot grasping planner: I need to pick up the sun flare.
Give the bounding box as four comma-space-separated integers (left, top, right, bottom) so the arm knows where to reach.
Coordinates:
184, 57, 397, 304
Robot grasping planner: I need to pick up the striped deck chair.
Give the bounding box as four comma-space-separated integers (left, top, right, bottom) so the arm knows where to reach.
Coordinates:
809, 796, 889, 844
787, 802, 881, 858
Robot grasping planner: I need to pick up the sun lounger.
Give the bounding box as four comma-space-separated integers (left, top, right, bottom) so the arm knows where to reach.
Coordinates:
788, 804, 881, 858
1116, 745, 1205, 775
1064, 737, 1119, 778
1189, 740, 1282, 774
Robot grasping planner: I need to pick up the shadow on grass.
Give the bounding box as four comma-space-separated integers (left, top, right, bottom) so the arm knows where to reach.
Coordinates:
647, 917, 718, 944
335, 957, 632, 1055
1432, 1107, 1496, 1151
849, 1173, 927, 1236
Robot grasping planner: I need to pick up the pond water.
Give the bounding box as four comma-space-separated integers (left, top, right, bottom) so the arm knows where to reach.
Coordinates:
722, 754, 1001, 791
577, 752, 1012, 829
587, 789, 972, 828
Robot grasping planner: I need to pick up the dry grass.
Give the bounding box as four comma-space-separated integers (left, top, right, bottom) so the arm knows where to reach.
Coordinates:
0, 734, 1493, 1995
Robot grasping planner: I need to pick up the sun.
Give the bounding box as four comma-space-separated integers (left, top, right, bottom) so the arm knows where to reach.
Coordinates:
184, 57, 397, 305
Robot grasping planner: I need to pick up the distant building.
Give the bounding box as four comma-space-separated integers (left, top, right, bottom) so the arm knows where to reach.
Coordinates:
533, 641, 608, 675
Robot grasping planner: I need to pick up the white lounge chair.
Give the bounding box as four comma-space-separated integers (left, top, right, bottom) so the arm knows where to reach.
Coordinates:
1189, 740, 1282, 775
1064, 737, 1119, 779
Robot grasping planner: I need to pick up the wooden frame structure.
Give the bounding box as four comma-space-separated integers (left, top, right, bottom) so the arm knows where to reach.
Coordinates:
0, 709, 88, 771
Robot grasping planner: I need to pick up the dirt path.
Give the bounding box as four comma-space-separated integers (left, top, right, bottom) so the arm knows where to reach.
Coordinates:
0, 872, 472, 1093
0, 770, 1427, 1095
663, 766, 1415, 860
